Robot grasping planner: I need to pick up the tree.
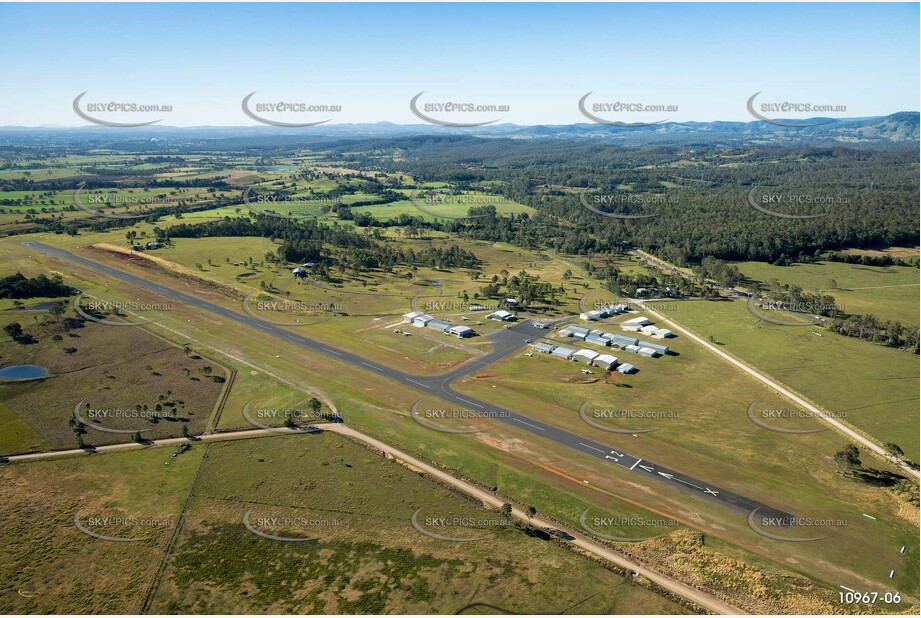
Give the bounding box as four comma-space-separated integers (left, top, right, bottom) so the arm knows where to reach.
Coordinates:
884, 442, 904, 462
4, 322, 23, 339
834, 444, 861, 474
50, 301, 65, 320
181, 424, 190, 439
308, 397, 322, 416
133, 432, 144, 444
526, 505, 537, 525
500, 503, 513, 522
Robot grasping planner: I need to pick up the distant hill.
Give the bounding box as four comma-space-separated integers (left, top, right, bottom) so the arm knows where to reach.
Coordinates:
0, 113, 917, 147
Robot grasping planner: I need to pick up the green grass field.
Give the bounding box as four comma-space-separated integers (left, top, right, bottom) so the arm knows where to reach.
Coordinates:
0, 307, 227, 453
0, 431, 689, 615
150, 433, 690, 614
736, 259, 919, 326
7, 231, 917, 613
652, 298, 920, 461
0, 445, 203, 614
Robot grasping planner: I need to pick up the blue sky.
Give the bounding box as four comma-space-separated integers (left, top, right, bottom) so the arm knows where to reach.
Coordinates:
0, 3, 917, 126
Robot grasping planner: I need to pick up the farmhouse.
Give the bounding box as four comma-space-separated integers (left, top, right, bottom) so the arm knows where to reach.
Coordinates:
592, 354, 618, 370
487, 310, 516, 321
468, 304, 487, 311
145, 241, 162, 249
551, 346, 575, 360
448, 325, 473, 338
531, 342, 557, 354
616, 363, 636, 374
572, 349, 599, 364
291, 267, 307, 278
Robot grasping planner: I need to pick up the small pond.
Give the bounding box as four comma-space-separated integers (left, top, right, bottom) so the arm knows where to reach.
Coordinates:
0, 365, 50, 380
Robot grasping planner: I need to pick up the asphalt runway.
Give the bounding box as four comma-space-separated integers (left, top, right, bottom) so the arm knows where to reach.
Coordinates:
27, 241, 794, 521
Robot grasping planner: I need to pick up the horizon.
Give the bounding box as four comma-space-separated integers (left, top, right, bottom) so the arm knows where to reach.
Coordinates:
3, 110, 918, 131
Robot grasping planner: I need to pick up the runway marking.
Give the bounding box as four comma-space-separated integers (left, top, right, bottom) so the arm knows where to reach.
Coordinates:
579, 442, 605, 454
704, 488, 719, 496
322, 347, 342, 356
862, 513, 877, 520
514, 418, 545, 431
27, 243, 799, 528
658, 472, 706, 491
456, 397, 480, 407
610, 449, 623, 457
840, 585, 856, 593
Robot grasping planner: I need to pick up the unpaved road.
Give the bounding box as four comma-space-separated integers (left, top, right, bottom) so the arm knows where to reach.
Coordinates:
636, 300, 920, 480
3, 423, 743, 614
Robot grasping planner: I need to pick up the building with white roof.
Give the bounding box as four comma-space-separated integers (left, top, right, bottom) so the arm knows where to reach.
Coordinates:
402, 311, 424, 323
622, 316, 651, 327
487, 310, 516, 321
412, 314, 434, 327
551, 346, 575, 360
532, 342, 556, 354
616, 363, 635, 374
609, 334, 639, 348
637, 340, 669, 355
427, 319, 452, 332
592, 354, 618, 370
585, 334, 611, 347
572, 349, 599, 364
449, 325, 473, 338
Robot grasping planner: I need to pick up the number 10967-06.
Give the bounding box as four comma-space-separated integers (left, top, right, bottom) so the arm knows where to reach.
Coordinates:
838, 591, 900, 604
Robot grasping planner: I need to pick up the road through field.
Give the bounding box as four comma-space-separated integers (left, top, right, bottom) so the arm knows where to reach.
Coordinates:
636, 300, 921, 480
25, 241, 795, 519
3, 421, 745, 615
